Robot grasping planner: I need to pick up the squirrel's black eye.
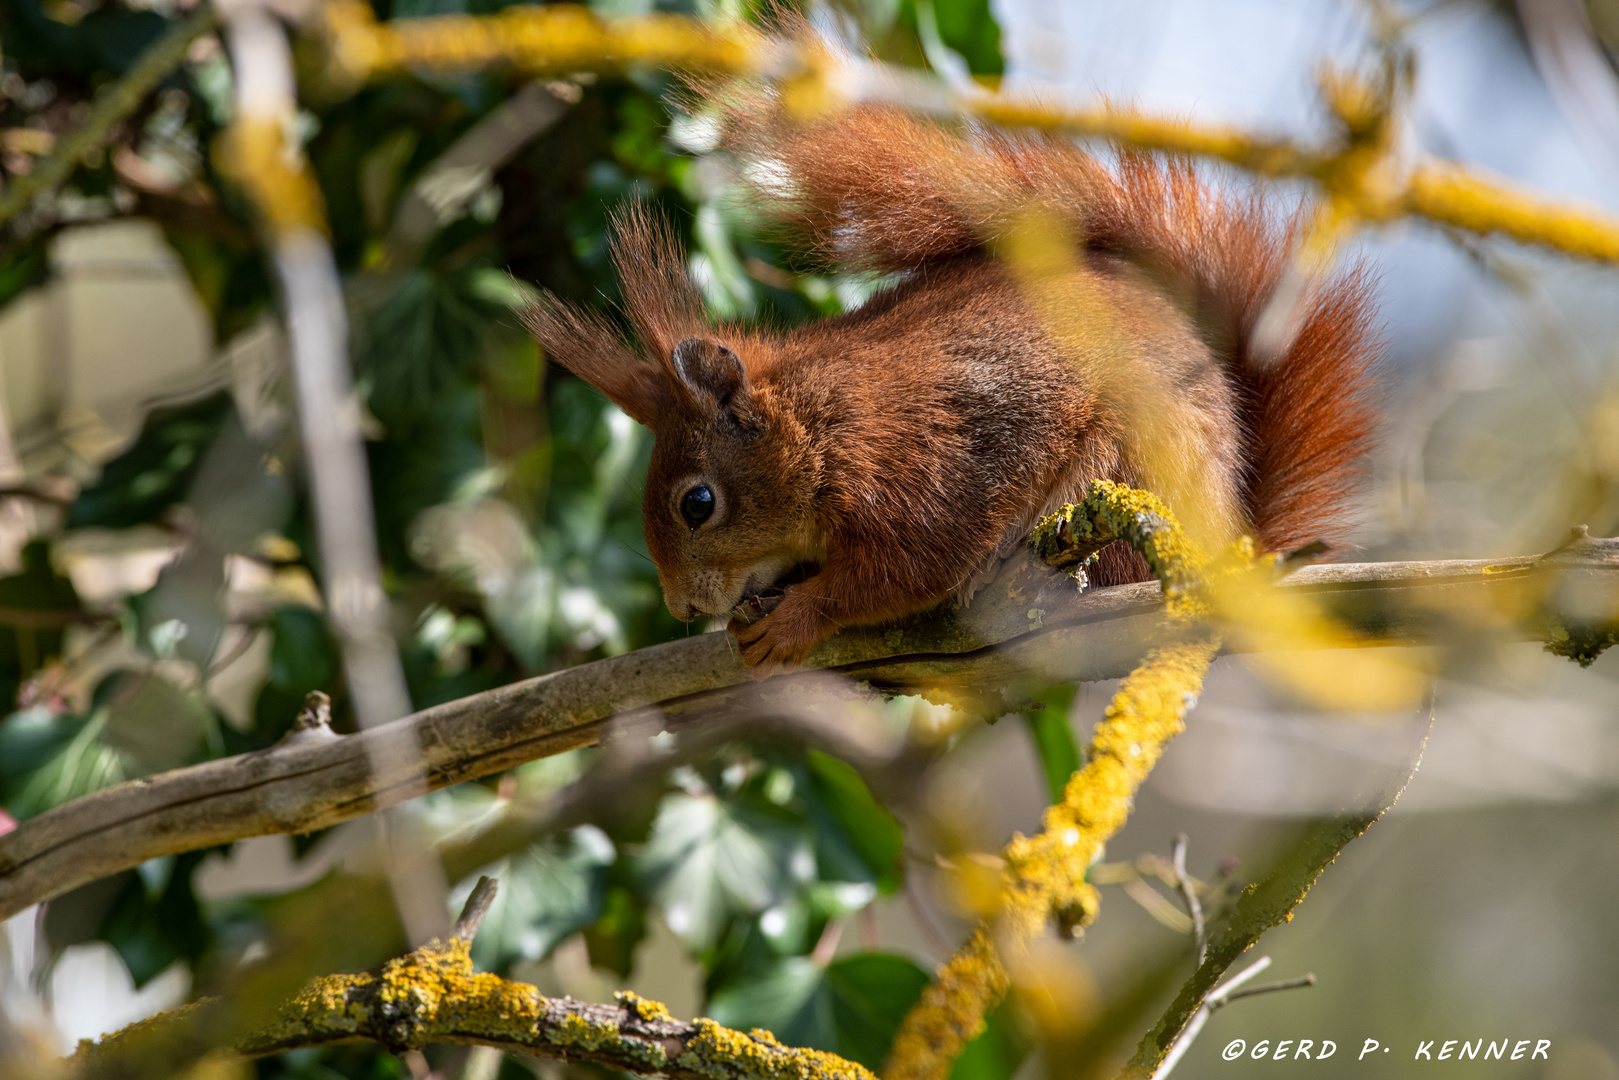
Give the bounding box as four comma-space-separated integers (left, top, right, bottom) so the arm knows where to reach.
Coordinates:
680, 485, 715, 528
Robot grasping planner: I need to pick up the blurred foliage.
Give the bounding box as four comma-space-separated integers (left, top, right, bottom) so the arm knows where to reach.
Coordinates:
0, 1, 1051, 1077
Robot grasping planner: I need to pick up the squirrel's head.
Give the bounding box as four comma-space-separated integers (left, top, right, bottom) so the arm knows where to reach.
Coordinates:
522, 209, 822, 623
640, 337, 821, 621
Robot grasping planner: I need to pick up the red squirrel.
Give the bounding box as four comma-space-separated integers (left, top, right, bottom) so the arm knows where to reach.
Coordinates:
523, 103, 1377, 674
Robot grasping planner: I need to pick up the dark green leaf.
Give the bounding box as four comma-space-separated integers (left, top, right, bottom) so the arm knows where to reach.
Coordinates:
0, 708, 123, 819
901, 0, 1003, 76
583, 884, 646, 979
1023, 684, 1081, 804
43, 851, 209, 988
67, 392, 234, 530
0, 707, 94, 810
0, 539, 84, 707
707, 953, 932, 1071
805, 750, 904, 891
950, 1000, 1034, 1080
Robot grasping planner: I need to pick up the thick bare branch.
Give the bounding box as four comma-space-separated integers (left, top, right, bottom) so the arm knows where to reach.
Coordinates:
1, 533, 1614, 921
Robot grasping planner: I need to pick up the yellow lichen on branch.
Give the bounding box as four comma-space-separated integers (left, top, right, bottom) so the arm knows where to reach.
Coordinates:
216, 119, 329, 239
313, 4, 1619, 267
323, 0, 774, 86
81, 932, 876, 1080
1406, 161, 1619, 262
883, 482, 1229, 1080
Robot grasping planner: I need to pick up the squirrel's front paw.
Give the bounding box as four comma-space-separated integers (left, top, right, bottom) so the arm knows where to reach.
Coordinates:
728, 594, 832, 678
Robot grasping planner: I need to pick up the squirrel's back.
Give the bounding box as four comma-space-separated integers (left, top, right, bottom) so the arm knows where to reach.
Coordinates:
529, 93, 1381, 669
700, 101, 1379, 559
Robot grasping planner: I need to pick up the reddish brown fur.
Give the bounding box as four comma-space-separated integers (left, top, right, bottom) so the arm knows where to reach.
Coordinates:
523, 102, 1378, 673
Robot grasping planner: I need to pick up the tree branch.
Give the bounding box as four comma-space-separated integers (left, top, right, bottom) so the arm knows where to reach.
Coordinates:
1121, 693, 1434, 1079
75, 879, 876, 1080
1, 532, 1614, 921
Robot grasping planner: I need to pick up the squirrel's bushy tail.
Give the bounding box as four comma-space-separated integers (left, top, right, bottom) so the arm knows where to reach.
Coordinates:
716, 100, 1378, 554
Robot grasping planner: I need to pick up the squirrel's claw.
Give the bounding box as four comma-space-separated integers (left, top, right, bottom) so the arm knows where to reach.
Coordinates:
729, 594, 827, 678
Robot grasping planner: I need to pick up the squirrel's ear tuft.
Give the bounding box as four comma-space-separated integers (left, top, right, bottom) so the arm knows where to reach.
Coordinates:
672, 337, 755, 429
522, 294, 668, 428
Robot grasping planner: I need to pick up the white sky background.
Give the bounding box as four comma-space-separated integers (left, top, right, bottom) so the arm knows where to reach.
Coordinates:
991, 0, 1619, 374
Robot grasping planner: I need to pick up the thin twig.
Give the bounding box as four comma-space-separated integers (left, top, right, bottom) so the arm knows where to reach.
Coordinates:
1152, 961, 1317, 1078
1151, 956, 1272, 1080
1126, 691, 1439, 1079
1209, 974, 1316, 1010
1171, 834, 1206, 966
452, 875, 500, 940
1121, 876, 1194, 935
318, 2, 1619, 262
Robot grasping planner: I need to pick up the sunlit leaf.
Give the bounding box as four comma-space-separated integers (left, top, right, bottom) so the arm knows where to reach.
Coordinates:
639, 791, 814, 950
469, 824, 616, 972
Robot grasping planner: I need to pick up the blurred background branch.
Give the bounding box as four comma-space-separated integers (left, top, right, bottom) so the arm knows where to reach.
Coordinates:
217, 0, 448, 946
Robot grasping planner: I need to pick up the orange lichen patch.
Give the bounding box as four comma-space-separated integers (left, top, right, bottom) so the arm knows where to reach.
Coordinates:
1029, 480, 1208, 616
322, 0, 769, 87
1005, 637, 1222, 938
617, 990, 675, 1023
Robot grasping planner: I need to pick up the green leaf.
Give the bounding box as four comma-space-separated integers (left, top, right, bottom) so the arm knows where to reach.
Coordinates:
67, 392, 234, 530
583, 883, 646, 978
100, 851, 209, 986
0, 539, 84, 706
1023, 684, 1081, 804
98, 669, 220, 777
805, 750, 904, 891
707, 953, 932, 1071
950, 1000, 1034, 1080
469, 825, 616, 972
901, 0, 1003, 76
638, 791, 814, 950
0, 709, 124, 819
357, 269, 502, 423
0, 670, 219, 820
